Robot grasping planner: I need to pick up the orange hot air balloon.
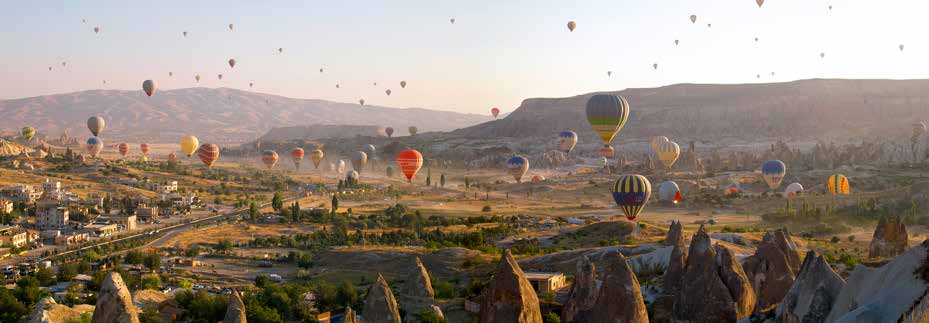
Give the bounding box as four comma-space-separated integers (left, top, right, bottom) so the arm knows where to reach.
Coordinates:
117, 143, 130, 157
598, 146, 615, 158
197, 143, 220, 168
167, 152, 178, 162
140, 143, 150, 156
397, 149, 424, 182
491, 107, 500, 118
261, 150, 279, 170
291, 148, 305, 170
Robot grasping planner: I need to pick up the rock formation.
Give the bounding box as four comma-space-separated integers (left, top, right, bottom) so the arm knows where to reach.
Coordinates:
869, 214, 909, 258
826, 240, 929, 322
561, 256, 599, 322
364, 274, 402, 323
664, 220, 684, 249
404, 257, 435, 299
343, 307, 358, 323
662, 243, 686, 296
223, 289, 247, 323
479, 249, 542, 323
776, 250, 846, 323
28, 298, 57, 323
588, 250, 650, 322
91, 272, 139, 323
672, 225, 755, 323
742, 229, 802, 312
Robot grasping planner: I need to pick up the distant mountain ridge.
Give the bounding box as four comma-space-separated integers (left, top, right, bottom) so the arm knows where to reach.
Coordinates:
450, 79, 929, 145
0, 88, 491, 143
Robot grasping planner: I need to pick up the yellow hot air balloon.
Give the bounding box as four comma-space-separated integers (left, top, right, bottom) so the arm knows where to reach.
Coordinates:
180, 135, 199, 157
649, 136, 669, 152
309, 149, 324, 169
21, 127, 35, 141
655, 140, 681, 169
828, 174, 850, 195
585, 94, 630, 146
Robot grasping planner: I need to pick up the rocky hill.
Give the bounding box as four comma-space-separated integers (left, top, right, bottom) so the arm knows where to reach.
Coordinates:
449, 79, 929, 146
0, 88, 491, 143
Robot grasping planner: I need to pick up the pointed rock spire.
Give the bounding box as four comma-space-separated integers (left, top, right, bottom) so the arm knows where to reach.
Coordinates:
223, 289, 247, 323
588, 250, 650, 322
869, 214, 909, 258
777, 250, 846, 323
91, 272, 140, 323
743, 229, 802, 311
479, 249, 542, 323
664, 220, 684, 249
561, 255, 599, 322
343, 307, 358, 323
404, 257, 435, 299
363, 274, 402, 323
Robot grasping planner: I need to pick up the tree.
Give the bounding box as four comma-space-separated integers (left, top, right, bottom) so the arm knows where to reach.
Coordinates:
125, 250, 145, 265
185, 245, 201, 258
271, 192, 283, 211
249, 202, 259, 222
440, 174, 446, 188
331, 195, 339, 215
143, 252, 161, 272
290, 202, 300, 223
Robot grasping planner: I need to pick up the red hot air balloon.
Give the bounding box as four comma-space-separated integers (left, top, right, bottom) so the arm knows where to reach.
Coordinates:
117, 143, 130, 157
261, 150, 279, 170
197, 143, 220, 168
491, 107, 500, 118
291, 148, 305, 170
396, 149, 424, 182
140, 143, 151, 156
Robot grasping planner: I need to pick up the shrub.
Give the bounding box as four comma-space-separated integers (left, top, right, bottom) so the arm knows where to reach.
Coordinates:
830, 236, 840, 243
481, 206, 492, 212
848, 235, 856, 242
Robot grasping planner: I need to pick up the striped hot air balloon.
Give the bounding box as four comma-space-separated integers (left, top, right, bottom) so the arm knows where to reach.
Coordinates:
261, 150, 279, 170
310, 149, 324, 169
397, 149, 424, 182
197, 144, 220, 168
611, 174, 652, 221
558, 131, 578, 154
140, 143, 151, 156
586, 94, 630, 147
86, 136, 104, 157
506, 156, 529, 183
761, 160, 787, 189
828, 174, 850, 195
649, 136, 669, 152
291, 148, 305, 170
655, 140, 681, 169
117, 143, 130, 157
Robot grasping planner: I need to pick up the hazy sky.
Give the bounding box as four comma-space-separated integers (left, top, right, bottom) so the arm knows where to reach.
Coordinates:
1, 0, 925, 114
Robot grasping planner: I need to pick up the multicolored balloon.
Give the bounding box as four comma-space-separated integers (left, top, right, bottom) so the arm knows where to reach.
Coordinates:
761, 160, 786, 189
86, 136, 103, 157
87, 116, 105, 137
655, 140, 681, 169
117, 143, 130, 157
142, 80, 157, 97
586, 94, 630, 146
558, 131, 578, 153
140, 143, 150, 156
261, 150, 279, 170
397, 149, 424, 182
649, 136, 669, 152
828, 174, 850, 195
597, 146, 615, 159
291, 148, 305, 170
612, 174, 652, 221
531, 175, 545, 183
21, 127, 35, 141
310, 149, 324, 169
491, 108, 500, 118
197, 143, 220, 168
506, 156, 529, 183
658, 181, 682, 204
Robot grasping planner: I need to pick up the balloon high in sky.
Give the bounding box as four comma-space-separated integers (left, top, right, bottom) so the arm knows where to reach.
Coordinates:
3, 1, 928, 114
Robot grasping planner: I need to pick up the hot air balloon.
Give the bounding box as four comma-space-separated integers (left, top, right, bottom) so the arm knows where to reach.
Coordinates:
397, 149, 423, 182
658, 181, 682, 204
168, 72, 173, 77
180, 135, 199, 157
755, 37, 759, 42
291, 148, 304, 170
531, 175, 545, 183
365, 144, 376, 156
611, 174, 652, 221
351, 151, 368, 173
94, 26, 100, 34
310, 149, 324, 169
228, 23, 234, 31
900, 44, 905, 51
829, 5, 832, 10
558, 131, 578, 153
707, 23, 712, 28
86, 137, 104, 157
756, 0, 764, 8
653, 63, 658, 70
335, 84, 339, 88
567, 21, 576, 32
195, 75, 201, 82
491, 108, 500, 118
820, 52, 825, 58
197, 144, 220, 168
21, 127, 35, 141
142, 80, 157, 97
597, 146, 615, 159
400, 81, 407, 88
117, 143, 130, 157
409, 126, 418, 136
168, 152, 178, 162
374, 82, 378, 86
914, 122, 927, 138
48, 67, 52, 71
784, 182, 803, 198
228, 58, 236, 68
506, 156, 529, 183
586, 94, 629, 146
386, 166, 395, 178
607, 71, 612, 77
385, 127, 395, 138
828, 174, 850, 195
278, 47, 283, 53
218, 74, 223, 80
674, 39, 679, 46
690, 15, 697, 23
597, 157, 609, 166
450, 18, 455, 24
385, 89, 392, 96
337, 160, 346, 174
87, 116, 105, 136
649, 136, 669, 152
249, 83, 253, 88
655, 140, 681, 169
61, 62, 66, 67
359, 99, 365, 106
261, 150, 279, 170
183, 31, 188, 37
320, 68, 324, 73
761, 160, 786, 189
347, 170, 359, 181
140, 143, 150, 156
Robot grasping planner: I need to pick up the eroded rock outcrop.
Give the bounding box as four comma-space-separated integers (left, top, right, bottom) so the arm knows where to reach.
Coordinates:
91, 272, 139, 323
742, 229, 802, 312
776, 250, 846, 323
672, 225, 755, 323
223, 289, 247, 323
869, 214, 909, 258
404, 257, 435, 299
662, 243, 686, 296
479, 249, 542, 323
664, 220, 684, 249
28, 297, 57, 323
343, 307, 358, 323
561, 255, 599, 322
364, 274, 402, 323
588, 250, 650, 323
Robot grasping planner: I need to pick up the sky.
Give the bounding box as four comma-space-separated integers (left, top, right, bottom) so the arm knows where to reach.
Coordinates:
1, 0, 926, 114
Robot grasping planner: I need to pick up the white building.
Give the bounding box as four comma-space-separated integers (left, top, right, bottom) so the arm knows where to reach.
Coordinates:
37, 207, 69, 229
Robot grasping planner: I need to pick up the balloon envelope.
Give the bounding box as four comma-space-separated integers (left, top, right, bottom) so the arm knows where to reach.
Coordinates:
558, 131, 578, 153
400, 81, 407, 88
784, 182, 803, 198
649, 136, 669, 152
761, 160, 787, 189
117, 143, 130, 157
87, 117, 105, 136
491, 108, 500, 118
658, 181, 682, 203
180, 135, 199, 157
586, 94, 630, 146
140, 143, 150, 156
385, 127, 394, 138
397, 149, 424, 182
197, 144, 220, 168
142, 80, 157, 97
506, 156, 529, 183
612, 175, 652, 221
291, 148, 305, 169
567, 21, 576, 32
21, 127, 35, 141
351, 151, 368, 173
828, 174, 850, 195
86, 136, 103, 157
409, 126, 418, 136
655, 141, 681, 169
690, 15, 697, 23
597, 146, 615, 159
310, 149, 324, 169
261, 150, 279, 169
